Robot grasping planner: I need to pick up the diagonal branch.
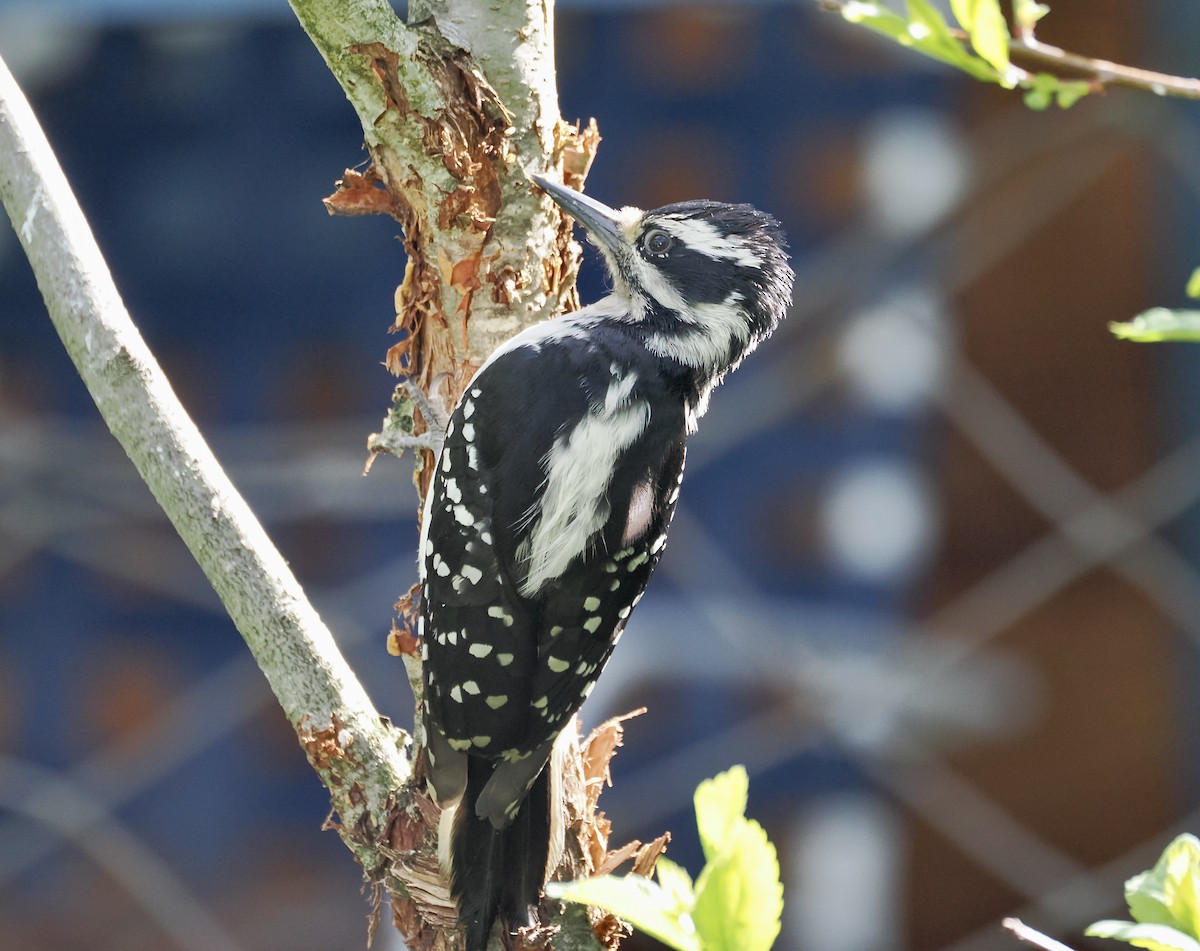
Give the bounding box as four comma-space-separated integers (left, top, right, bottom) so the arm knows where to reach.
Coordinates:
815, 0, 1200, 99
0, 49, 409, 883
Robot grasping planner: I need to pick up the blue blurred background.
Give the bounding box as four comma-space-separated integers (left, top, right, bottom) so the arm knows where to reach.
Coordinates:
2, 1, 1200, 949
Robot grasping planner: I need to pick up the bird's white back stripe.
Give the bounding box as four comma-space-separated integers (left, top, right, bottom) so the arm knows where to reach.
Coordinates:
519, 383, 650, 596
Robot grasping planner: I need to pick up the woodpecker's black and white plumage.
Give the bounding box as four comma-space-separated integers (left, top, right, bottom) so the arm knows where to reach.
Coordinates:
418, 174, 793, 950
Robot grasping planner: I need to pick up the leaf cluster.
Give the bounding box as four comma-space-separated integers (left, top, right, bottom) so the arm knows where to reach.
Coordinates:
1088, 834, 1200, 951
547, 766, 784, 951
1110, 268, 1200, 343
835, 1, 1090, 109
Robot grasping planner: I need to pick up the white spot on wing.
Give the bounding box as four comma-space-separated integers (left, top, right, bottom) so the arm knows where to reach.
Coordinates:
487, 605, 514, 627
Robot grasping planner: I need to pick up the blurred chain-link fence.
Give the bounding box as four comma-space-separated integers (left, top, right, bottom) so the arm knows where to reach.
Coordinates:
1, 3, 1198, 950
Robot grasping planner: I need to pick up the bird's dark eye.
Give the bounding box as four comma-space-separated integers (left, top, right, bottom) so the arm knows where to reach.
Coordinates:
643, 229, 673, 256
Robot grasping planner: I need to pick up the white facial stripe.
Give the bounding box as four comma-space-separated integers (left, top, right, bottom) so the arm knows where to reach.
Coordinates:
657, 217, 760, 268
694, 292, 753, 347
645, 290, 749, 370
519, 373, 650, 596
629, 254, 688, 313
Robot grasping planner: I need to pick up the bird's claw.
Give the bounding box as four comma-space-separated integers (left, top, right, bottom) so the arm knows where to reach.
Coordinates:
367, 378, 451, 461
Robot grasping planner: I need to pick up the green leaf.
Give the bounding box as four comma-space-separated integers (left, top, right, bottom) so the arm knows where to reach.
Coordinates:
1126, 835, 1200, 937
903, 0, 1002, 81
838, 0, 1002, 84
546, 874, 702, 951
1022, 72, 1055, 109
1086, 920, 1200, 951
1053, 80, 1091, 108
1020, 72, 1090, 110
554, 767, 784, 951
694, 765, 749, 863
1111, 309, 1200, 343
1186, 267, 1200, 300
906, 0, 956, 39
692, 820, 784, 951
1013, 0, 1051, 32
655, 857, 697, 908
949, 0, 1011, 74
838, 1, 912, 43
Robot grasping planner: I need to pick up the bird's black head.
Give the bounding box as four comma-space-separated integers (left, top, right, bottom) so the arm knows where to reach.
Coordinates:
532, 174, 794, 384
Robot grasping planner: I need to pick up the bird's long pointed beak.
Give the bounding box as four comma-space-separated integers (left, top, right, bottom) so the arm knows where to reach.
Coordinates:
531, 174, 626, 255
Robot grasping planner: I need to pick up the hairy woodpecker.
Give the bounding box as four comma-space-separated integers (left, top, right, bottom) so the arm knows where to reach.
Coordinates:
418, 174, 793, 950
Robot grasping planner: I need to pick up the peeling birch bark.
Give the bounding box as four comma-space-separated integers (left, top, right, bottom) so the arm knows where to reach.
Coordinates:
286, 2, 629, 950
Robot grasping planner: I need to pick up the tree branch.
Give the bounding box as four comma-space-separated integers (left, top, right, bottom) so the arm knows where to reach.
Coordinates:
285, 1, 616, 949
1007, 36, 1200, 100
0, 50, 410, 874
815, 0, 1200, 99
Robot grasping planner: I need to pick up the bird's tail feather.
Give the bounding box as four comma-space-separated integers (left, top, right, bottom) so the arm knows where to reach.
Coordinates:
452, 759, 551, 951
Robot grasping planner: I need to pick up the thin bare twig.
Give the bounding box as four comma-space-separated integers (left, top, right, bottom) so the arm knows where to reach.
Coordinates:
1009, 36, 1200, 99
1003, 918, 1081, 951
